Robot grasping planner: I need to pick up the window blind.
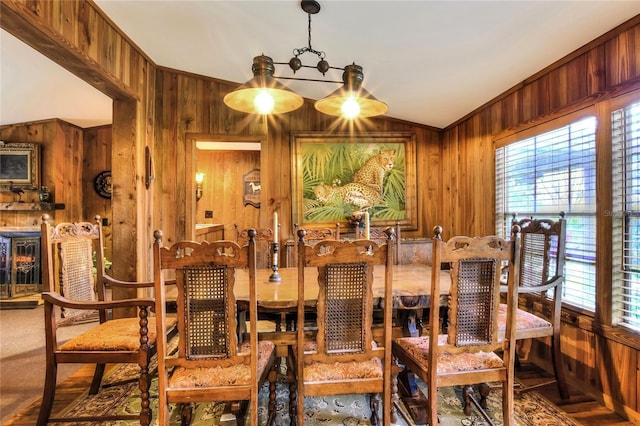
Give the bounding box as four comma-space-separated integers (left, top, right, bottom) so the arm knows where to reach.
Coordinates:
612, 101, 640, 331
496, 117, 597, 311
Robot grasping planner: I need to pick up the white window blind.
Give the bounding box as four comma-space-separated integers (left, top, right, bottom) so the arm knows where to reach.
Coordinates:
496, 117, 597, 311
612, 101, 640, 331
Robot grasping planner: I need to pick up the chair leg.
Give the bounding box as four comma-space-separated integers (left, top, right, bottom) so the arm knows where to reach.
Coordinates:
37, 359, 57, 426
462, 385, 474, 416
89, 363, 106, 394
139, 357, 152, 426
369, 393, 381, 425
551, 332, 569, 399
267, 358, 278, 426
180, 403, 193, 426
390, 360, 402, 424
287, 355, 298, 426
477, 383, 490, 409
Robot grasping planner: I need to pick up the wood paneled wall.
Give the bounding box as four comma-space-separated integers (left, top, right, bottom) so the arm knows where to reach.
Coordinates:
440, 15, 640, 423
153, 67, 442, 248
194, 150, 260, 238
0, 119, 84, 226
2, 0, 640, 421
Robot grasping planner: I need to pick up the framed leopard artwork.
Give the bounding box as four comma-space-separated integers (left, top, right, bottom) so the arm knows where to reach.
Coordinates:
291, 132, 417, 233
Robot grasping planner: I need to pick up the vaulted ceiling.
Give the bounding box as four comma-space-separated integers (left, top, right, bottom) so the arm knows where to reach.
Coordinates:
1, 1, 638, 129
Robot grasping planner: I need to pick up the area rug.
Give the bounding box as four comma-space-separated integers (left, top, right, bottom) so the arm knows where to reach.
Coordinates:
54, 361, 580, 426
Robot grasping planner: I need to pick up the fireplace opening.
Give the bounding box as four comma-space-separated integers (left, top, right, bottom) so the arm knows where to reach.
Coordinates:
0, 232, 41, 299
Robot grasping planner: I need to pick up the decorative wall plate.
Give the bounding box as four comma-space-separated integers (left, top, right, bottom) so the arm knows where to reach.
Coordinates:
94, 170, 112, 199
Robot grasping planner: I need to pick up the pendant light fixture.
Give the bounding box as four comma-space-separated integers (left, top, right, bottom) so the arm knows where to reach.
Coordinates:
223, 0, 387, 119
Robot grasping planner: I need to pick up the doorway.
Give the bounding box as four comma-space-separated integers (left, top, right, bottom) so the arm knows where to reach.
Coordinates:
187, 135, 263, 241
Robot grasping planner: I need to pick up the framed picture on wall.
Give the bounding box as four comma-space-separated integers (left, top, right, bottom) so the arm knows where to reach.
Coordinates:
0, 142, 40, 191
291, 132, 417, 232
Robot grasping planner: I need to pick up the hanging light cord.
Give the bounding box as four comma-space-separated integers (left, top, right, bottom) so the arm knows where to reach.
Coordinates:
293, 12, 325, 60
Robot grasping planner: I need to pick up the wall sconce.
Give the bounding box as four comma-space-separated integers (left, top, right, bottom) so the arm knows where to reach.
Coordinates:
195, 172, 204, 201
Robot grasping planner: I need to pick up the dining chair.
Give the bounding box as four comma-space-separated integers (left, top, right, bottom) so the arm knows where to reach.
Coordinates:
498, 213, 569, 399
234, 224, 274, 269
291, 227, 397, 426
152, 228, 278, 426
392, 226, 520, 426
356, 221, 401, 264
38, 214, 177, 426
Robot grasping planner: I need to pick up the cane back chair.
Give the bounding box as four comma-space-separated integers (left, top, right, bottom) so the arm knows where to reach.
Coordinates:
234, 224, 274, 269
498, 213, 569, 399
153, 229, 277, 425
393, 226, 520, 426
356, 221, 401, 264
292, 227, 397, 426
38, 214, 176, 426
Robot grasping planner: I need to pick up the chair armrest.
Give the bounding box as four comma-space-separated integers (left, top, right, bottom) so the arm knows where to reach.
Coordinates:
516, 275, 563, 294
42, 291, 154, 311
103, 274, 154, 289
501, 275, 563, 294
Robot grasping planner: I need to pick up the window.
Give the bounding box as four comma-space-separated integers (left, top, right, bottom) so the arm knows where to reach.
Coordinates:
496, 117, 597, 311
612, 101, 640, 331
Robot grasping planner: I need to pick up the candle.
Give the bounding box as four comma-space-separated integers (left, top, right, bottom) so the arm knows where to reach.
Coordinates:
273, 212, 278, 243
364, 212, 370, 240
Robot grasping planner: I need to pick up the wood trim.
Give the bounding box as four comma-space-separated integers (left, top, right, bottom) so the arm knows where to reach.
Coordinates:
0, 0, 138, 101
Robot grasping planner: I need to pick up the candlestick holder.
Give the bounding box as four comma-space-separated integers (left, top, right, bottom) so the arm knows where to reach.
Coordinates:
269, 241, 281, 282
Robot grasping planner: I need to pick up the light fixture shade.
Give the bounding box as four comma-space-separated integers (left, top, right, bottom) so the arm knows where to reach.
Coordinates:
223, 55, 304, 115
314, 86, 388, 118
314, 63, 388, 118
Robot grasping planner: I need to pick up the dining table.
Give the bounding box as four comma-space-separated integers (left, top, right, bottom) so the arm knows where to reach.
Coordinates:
234, 263, 449, 309
233, 263, 451, 339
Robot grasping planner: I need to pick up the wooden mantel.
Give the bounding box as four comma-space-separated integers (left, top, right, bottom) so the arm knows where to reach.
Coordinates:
0, 202, 65, 211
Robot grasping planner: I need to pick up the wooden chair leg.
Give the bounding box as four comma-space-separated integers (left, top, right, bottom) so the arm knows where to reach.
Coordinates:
180, 403, 193, 426
551, 332, 569, 399
462, 385, 474, 416
477, 383, 490, 409
267, 359, 278, 426
37, 360, 57, 426
139, 358, 152, 426
369, 393, 381, 425
89, 363, 106, 394
287, 355, 297, 426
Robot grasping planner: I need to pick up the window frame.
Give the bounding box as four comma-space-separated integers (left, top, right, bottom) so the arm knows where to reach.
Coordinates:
495, 109, 598, 314
610, 95, 640, 333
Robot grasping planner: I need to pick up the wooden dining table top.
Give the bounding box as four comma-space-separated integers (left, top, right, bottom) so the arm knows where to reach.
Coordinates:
233, 264, 451, 310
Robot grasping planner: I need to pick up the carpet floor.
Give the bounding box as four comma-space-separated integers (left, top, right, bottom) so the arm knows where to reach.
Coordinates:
52, 361, 581, 426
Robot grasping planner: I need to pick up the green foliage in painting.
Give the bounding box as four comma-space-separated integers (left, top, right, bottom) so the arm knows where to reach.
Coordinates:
301, 141, 406, 223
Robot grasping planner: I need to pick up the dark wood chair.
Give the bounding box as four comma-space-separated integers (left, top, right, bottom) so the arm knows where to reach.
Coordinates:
152, 228, 278, 425
356, 221, 401, 264
291, 227, 397, 426
498, 213, 569, 399
234, 224, 274, 269
289, 222, 340, 266
393, 226, 520, 425
38, 214, 176, 426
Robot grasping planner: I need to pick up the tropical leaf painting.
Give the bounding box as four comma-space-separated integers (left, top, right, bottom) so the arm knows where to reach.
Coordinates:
299, 140, 406, 223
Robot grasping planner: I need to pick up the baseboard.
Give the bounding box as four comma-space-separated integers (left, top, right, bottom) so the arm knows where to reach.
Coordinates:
0, 293, 42, 309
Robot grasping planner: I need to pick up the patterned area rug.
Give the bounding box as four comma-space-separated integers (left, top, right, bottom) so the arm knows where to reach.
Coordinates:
55, 360, 581, 426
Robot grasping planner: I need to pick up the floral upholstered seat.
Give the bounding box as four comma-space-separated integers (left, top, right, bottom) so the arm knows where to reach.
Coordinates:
302, 340, 383, 381
169, 341, 275, 387
497, 303, 552, 339
394, 335, 504, 374
59, 317, 177, 351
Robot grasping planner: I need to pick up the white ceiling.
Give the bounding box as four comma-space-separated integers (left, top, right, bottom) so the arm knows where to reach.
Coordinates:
1, 1, 639, 129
